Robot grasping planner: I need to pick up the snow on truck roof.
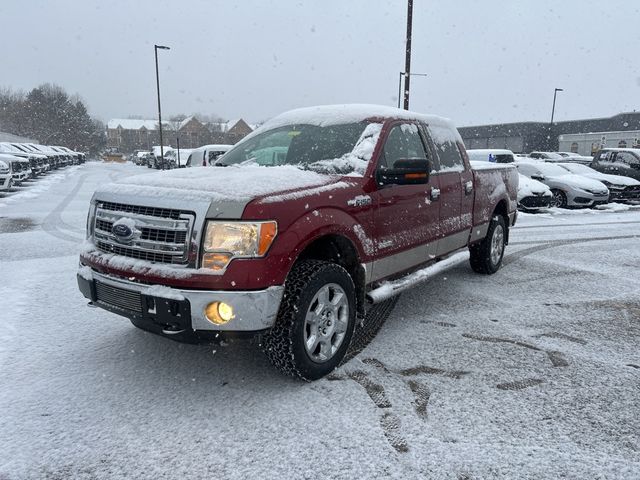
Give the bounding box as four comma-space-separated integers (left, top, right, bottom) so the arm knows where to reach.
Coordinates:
252, 104, 461, 142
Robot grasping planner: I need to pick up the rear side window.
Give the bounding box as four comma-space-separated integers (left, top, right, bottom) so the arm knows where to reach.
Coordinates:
427, 125, 464, 172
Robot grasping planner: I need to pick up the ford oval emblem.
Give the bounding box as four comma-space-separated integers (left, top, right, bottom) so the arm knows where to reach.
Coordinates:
112, 223, 134, 240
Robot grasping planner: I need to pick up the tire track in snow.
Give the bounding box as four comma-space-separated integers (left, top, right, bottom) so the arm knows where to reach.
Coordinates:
41, 172, 89, 243
496, 378, 544, 391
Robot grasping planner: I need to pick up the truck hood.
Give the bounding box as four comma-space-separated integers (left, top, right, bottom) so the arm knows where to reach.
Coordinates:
94, 165, 340, 218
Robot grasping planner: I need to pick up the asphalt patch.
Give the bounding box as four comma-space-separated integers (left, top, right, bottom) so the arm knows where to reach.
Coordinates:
0, 217, 38, 233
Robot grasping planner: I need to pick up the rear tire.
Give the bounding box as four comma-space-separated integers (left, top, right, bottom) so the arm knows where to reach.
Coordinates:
469, 215, 506, 274
261, 259, 357, 381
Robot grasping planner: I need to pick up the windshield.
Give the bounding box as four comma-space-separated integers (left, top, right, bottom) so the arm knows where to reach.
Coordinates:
560, 163, 591, 174
219, 122, 378, 175
537, 163, 572, 176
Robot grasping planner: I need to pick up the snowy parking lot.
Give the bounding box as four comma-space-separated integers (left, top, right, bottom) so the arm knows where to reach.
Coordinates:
1, 162, 639, 479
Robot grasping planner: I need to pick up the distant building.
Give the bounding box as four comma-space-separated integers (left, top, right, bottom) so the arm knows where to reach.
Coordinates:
458, 112, 640, 154
558, 130, 640, 156
106, 116, 254, 153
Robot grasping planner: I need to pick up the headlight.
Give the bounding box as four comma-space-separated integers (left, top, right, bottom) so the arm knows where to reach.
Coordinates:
201, 221, 277, 271
608, 185, 624, 191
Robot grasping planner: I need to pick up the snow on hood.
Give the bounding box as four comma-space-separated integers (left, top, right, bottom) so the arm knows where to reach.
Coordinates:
95, 164, 337, 202
517, 173, 551, 201
549, 174, 608, 192
591, 172, 640, 186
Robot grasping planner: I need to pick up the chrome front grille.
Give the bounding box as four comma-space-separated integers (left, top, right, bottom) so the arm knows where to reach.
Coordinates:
93, 201, 195, 265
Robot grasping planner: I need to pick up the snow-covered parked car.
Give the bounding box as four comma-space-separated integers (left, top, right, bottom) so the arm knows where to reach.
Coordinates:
516, 160, 609, 208
555, 152, 593, 164
0, 153, 29, 185
187, 144, 233, 167
467, 149, 552, 211
516, 174, 552, 211
590, 148, 640, 182
164, 148, 193, 168
529, 151, 565, 162
557, 162, 640, 203
0, 156, 13, 191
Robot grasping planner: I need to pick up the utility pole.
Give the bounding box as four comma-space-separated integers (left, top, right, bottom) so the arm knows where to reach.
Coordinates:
154, 44, 170, 169
403, 0, 414, 110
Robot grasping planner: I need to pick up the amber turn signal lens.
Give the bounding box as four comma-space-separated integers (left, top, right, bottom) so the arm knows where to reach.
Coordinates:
202, 252, 233, 270
258, 221, 277, 256
404, 172, 427, 179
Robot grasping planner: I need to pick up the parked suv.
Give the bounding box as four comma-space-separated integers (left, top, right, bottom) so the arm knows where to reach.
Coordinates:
590, 148, 640, 181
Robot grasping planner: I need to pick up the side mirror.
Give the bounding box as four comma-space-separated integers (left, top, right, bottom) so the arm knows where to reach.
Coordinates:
378, 159, 430, 186
531, 174, 545, 181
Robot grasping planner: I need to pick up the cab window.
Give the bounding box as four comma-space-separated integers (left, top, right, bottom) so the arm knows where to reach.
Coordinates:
427, 125, 464, 171
378, 123, 428, 170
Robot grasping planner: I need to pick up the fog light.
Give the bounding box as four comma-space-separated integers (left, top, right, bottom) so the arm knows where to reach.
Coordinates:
205, 301, 235, 325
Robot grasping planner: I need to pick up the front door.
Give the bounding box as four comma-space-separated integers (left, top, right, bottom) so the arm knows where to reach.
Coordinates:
370, 122, 440, 282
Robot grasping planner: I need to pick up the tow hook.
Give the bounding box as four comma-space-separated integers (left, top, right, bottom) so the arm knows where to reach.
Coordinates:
162, 326, 186, 335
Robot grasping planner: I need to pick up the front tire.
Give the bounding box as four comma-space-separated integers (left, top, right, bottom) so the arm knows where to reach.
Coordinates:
469, 215, 506, 274
261, 260, 357, 381
550, 189, 567, 208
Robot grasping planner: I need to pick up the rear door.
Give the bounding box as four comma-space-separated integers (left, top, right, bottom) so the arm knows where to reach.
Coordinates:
370, 122, 440, 282
425, 124, 472, 256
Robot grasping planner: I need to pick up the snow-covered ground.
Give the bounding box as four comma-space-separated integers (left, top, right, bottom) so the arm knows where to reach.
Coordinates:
1, 163, 639, 479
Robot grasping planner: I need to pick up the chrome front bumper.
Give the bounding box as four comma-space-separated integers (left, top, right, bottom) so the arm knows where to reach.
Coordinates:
78, 268, 284, 332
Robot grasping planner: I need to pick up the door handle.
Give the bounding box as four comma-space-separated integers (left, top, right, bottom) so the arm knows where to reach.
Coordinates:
430, 188, 440, 200
464, 181, 473, 195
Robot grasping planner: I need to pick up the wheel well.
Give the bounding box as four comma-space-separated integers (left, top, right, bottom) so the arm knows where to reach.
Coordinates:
297, 235, 365, 317
493, 200, 510, 243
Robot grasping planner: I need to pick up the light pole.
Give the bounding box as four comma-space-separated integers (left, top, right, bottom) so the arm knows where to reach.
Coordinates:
397, 72, 427, 108
549, 87, 563, 150
154, 44, 170, 169
550, 88, 563, 124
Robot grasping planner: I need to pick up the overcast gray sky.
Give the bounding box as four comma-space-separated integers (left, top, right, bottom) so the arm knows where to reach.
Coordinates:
2, 0, 639, 126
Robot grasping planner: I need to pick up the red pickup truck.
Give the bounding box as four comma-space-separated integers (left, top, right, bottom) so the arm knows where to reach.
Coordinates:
78, 105, 518, 380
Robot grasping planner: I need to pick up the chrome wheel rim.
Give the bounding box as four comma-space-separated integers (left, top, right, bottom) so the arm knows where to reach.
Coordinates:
303, 283, 349, 363
490, 224, 505, 266
551, 190, 564, 208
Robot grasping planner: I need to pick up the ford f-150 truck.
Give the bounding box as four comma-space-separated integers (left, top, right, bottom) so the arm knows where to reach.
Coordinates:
78, 104, 518, 380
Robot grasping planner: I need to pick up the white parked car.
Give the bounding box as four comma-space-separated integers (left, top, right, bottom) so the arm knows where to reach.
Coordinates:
468, 149, 552, 211
558, 162, 640, 203
516, 160, 609, 208
187, 144, 233, 167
